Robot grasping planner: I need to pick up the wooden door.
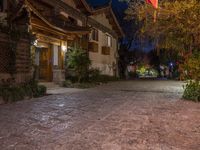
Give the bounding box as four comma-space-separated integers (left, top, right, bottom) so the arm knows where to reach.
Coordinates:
39, 47, 52, 81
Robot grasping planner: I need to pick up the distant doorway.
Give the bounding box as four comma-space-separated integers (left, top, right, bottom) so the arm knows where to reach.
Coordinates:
39, 47, 53, 82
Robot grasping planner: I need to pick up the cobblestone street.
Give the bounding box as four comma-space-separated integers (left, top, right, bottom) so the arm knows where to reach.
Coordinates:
0, 80, 200, 150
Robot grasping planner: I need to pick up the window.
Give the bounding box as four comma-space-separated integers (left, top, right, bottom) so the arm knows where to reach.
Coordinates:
102, 46, 110, 55
91, 28, 98, 41
88, 42, 98, 52
106, 35, 112, 47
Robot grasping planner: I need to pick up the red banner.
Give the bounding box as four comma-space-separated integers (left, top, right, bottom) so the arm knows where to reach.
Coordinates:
146, 0, 158, 9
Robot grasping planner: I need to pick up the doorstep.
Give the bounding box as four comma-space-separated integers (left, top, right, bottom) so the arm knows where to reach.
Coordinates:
39, 82, 85, 95
39, 82, 60, 90
47, 88, 86, 95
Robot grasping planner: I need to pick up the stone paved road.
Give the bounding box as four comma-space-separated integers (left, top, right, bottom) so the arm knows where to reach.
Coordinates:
0, 80, 200, 150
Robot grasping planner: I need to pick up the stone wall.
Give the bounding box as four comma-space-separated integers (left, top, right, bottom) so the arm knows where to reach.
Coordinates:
0, 33, 32, 84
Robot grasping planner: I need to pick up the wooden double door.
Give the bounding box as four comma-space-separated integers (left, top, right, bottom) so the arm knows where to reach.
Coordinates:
39, 47, 53, 82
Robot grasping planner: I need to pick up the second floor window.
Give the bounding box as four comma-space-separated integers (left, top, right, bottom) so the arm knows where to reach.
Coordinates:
91, 28, 98, 41
106, 35, 112, 47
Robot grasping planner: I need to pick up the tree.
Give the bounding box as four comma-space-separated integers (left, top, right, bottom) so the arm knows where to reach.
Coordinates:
123, 0, 200, 101
67, 48, 91, 83
124, 0, 200, 79
182, 50, 200, 81
125, 0, 200, 51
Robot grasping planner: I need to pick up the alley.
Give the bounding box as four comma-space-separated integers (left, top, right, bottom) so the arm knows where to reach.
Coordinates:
0, 81, 199, 150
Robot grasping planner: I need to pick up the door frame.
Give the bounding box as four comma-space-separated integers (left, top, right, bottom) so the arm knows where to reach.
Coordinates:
38, 45, 53, 82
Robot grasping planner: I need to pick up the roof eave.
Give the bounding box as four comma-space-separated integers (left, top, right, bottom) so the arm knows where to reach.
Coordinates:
79, 0, 124, 38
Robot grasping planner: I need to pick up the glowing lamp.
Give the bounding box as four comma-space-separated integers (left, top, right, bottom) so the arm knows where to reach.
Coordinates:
61, 45, 67, 52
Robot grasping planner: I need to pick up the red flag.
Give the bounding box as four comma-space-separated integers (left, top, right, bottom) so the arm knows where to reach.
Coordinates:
146, 0, 158, 9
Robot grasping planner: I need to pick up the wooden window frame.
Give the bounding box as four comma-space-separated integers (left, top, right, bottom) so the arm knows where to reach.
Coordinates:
88, 41, 98, 53
101, 46, 110, 55
106, 34, 112, 47
91, 28, 99, 42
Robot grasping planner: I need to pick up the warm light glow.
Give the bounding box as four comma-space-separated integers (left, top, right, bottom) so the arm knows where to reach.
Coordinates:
61, 45, 67, 52
33, 40, 38, 46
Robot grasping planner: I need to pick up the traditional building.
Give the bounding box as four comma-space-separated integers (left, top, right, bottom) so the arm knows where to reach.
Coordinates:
0, 0, 124, 84
82, 1, 124, 76
0, 0, 32, 84
27, 0, 91, 83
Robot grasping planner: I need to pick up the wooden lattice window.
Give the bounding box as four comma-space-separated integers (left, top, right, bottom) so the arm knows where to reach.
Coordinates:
88, 42, 98, 53
102, 46, 110, 55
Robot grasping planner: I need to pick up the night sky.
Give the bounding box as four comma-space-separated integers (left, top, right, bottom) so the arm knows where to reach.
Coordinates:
86, 0, 128, 29
86, 0, 154, 52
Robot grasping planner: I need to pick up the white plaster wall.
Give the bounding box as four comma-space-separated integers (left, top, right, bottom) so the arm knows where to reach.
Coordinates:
89, 30, 118, 76
88, 12, 118, 76
77, 20, 83, 26
90, 13, 113, 30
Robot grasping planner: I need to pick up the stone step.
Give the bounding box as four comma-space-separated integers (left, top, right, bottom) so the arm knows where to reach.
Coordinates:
39, 82, 60, 90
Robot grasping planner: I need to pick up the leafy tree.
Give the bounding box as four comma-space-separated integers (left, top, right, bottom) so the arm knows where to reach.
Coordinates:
67, 48, 91, 83
182, 50, 200, 81
123, 0, 200, 101
117, 1, 145, 78
125, 0, 200, 52
124, 0, 200, 79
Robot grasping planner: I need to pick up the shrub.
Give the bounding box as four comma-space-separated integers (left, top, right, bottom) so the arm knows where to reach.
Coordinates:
67, 48, 91, 83
66, 76, 79, 83
28, 80, 46, 97
63, 67, 119, 89
23, 84, 33, 97
183, 81, 200, 102
62, 80, 73, 88
0, 80, 47, 103
10, 86, 25, 102
88, 68, 101, 81
36, 85, 47, 97
182, 50, 200, 81
0, 86, 25, 102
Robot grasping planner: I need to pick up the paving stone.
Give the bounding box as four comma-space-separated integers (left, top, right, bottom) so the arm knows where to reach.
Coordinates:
0, 80, 199, 150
